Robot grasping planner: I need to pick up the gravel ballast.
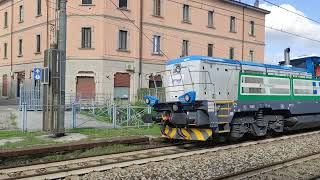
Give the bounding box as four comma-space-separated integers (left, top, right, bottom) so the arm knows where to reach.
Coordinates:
248, 157, 320, 179
70, 132, 320, 180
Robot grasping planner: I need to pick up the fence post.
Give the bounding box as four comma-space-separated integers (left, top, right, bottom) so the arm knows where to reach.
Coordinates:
19, 86, 23, 110
22, 103, 27, 132
92, 100, 95, 115
112, 104, 117, 128
72, 102, 77, 129
147, 106, 152, 128
127, 105, 130, 127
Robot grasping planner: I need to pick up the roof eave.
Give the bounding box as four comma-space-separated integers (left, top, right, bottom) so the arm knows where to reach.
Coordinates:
221, 0, 271, 14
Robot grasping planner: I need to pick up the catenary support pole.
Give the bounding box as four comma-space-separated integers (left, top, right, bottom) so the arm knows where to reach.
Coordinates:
56, 0, 67, 137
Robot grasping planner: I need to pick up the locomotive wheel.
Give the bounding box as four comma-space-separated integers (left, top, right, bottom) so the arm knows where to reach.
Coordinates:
229, 116, 251, 140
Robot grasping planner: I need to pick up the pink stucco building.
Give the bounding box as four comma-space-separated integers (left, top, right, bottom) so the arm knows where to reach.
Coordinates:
0, 0, 269, 101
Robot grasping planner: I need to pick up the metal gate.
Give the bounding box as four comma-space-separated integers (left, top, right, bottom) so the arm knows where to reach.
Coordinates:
19, 79, 43, 111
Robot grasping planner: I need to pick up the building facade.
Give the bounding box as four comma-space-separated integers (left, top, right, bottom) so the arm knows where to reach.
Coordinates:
0, 0, 269, 101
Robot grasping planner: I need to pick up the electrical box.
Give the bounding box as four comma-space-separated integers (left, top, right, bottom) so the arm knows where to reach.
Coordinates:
41, 67, 50, 85
126, 64, 135, 72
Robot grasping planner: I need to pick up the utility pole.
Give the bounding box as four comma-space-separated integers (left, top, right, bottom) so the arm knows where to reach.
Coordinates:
56, 0, 67, 137
43, 0, 66, 137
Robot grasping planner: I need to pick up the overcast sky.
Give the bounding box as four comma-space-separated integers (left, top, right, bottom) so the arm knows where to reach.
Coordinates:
242, 0, 320, 64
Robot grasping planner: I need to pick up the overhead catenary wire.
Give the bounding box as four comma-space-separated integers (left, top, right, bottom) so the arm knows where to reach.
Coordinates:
63, 0, 320, 56
47, 0, 319, 62
1, 0, 317, 64
165, 0, 320, 44
50, 0, 320, 56
107, 0, 170, 60
1, 0, 319, 45
0, 0, 23, 12
261, 0, 320, 25
47, 1, 234, 59
53, 3, 241, 59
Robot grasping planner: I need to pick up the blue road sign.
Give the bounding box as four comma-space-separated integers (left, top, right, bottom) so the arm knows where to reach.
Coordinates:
34, 68, 42, 80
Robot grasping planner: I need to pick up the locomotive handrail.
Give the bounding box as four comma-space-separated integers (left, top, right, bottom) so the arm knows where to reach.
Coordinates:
146, 68, 216, 97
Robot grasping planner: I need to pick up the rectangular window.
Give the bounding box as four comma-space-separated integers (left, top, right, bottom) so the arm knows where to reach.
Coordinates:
293, 79, 315, 96
82, 0, 92, 4
37, 0, 42, 15
4, 43, 7, 58
249, 21, 255, 36
18, 39, 23, 56
230, 16, 236, 32
249, 50, 254, 61
19, 5, 24, 22
182, 40, 189, 57
119, 30, 128, 50
208, 11, 214, 27
153, 0, 161, 16
241, 75, 291, 95
153, 35, 161, 54
4, 12, 8, 27
183, 4, 189, 22
36, 35, 41, 53
81, 27, 92, 48
149, 75, 162, 88
119, 0, 127, 9
229, 47, 234, 60
208, 44, 213, 57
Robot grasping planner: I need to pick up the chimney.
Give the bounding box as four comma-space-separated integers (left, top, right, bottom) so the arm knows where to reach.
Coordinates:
254, 0, 259, 7
284, 48, 291, 66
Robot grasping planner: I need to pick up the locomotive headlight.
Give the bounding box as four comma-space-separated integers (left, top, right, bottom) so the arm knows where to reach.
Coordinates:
145, 98, 150, 104
172, 104, 179, 111
184, 94, 191, 102
174, 65, 181, 73
176, 66, 181, 73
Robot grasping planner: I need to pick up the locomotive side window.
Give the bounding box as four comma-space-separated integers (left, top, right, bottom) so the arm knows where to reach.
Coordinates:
293, 79, 317, 96
241, 75, 290, 96
241, 76, 265, 94
268, 78, 290, 95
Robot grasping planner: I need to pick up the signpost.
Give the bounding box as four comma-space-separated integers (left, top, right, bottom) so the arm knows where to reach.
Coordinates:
33, 68, 42, 80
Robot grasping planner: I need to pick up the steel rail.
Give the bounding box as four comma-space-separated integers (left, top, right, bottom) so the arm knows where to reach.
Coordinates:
1, 130, 320, 180
222, 152, 320, 180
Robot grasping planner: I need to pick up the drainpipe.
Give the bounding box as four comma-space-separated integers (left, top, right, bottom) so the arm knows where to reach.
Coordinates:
10, 0, 14, 98
138, 0, 144, 89
241, 6, 245, 61
46, 0, 49, 49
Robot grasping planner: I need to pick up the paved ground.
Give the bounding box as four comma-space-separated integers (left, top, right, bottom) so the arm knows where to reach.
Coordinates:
16, 110, 113, 131
0, 106, 18, 130
0, 98, 19, 106
0, 98, 113, 131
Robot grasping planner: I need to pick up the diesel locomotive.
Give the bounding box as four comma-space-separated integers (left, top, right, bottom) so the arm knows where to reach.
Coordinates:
143, 55, 320, 141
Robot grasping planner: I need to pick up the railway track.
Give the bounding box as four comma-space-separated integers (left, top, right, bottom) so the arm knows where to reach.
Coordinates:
223, 152, 320, 180
2, 130, 320, 180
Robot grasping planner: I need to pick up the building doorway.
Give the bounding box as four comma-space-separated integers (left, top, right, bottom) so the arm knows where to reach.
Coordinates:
16, 72, 25, 98
114, 72, 130, 102
76, 76, 96, 100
